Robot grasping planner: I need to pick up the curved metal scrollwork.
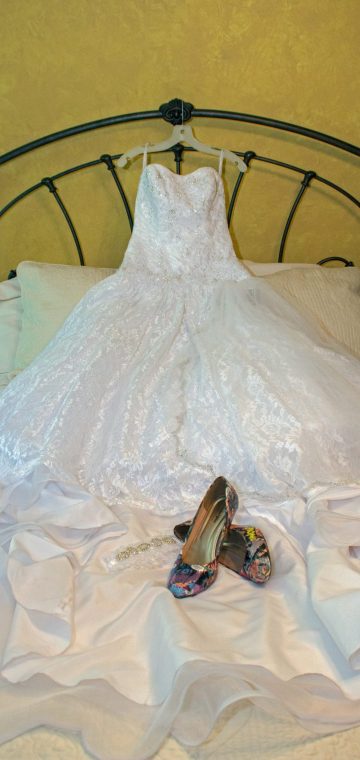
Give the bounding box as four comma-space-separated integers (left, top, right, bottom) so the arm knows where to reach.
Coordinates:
41, 177, 85, 266
0, 97, 359, 272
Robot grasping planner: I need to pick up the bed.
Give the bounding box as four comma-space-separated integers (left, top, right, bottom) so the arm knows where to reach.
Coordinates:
0, 98, 359, 759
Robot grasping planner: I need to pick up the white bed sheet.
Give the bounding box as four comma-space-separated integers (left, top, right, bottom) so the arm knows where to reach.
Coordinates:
1, 706, 359, 759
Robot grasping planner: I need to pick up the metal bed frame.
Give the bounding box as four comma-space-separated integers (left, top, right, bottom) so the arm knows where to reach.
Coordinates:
1, 97, 359, 277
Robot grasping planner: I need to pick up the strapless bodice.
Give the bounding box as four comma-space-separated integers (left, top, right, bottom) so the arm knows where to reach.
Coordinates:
121, 164, 250, 281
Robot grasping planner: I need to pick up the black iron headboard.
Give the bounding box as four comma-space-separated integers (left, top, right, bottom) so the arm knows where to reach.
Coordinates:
1, 97, 359, 276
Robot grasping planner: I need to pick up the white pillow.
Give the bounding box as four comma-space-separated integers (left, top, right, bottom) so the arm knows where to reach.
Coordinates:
0, 277, 22, 390
14, 262, 115, 371
243, 260, 318, 275
266, 266, 360, 359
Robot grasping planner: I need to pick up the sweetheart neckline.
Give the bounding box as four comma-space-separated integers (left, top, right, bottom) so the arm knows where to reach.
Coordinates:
143, 163, 221, 181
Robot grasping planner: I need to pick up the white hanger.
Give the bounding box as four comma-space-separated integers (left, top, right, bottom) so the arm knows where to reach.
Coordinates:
116, 123, 247, 172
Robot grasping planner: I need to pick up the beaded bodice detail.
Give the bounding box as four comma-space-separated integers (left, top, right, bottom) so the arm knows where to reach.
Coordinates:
121, 164, 250, 282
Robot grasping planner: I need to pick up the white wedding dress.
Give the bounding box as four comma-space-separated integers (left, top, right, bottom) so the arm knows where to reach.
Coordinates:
0, 160, 360, 760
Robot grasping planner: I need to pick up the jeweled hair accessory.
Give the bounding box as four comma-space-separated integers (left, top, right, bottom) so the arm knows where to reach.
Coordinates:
102, 535, 178, 573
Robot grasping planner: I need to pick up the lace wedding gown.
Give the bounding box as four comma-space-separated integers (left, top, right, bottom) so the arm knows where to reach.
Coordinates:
0, 161, 359, 760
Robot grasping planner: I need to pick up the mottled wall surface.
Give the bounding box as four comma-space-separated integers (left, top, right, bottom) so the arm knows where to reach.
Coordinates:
0, 0, 359, 280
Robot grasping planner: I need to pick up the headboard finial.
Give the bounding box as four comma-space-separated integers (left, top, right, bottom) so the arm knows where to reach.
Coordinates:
159, 98, 194, 126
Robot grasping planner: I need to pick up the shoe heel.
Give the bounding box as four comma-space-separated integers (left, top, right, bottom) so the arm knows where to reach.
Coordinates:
173, 522, 271, 584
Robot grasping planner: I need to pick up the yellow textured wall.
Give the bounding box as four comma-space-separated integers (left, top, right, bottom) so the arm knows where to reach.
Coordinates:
0, 0, 359, 281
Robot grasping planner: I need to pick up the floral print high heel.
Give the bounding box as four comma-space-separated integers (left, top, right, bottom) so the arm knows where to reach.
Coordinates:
167, 476, 238, 599
173, 522, 271, 584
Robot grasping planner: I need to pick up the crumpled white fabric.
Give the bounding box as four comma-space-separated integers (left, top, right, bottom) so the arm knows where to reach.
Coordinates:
306, 485, 360, 668
0, 164, 359, 759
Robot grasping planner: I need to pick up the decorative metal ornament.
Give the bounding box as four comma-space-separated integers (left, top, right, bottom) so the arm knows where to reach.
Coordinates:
159, 98, 194, 125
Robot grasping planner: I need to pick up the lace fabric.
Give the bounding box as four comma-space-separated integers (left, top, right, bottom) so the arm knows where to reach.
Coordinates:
0, 163, 360, 759
0, 165, 358, 506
